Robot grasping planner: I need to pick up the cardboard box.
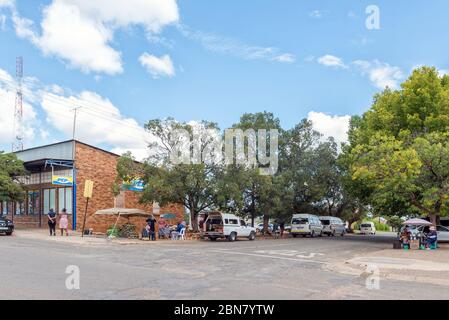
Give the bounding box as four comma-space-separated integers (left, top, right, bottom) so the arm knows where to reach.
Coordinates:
410, 240, 420, 250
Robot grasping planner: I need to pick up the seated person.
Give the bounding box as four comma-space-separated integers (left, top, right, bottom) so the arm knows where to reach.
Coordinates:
425, 226, 438, 249
158, 218, 168, 239
171, 222, 185, 240
400, 227, 411, 247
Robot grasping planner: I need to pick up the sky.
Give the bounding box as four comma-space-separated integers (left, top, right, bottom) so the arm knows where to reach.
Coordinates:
0, 0, 448, 159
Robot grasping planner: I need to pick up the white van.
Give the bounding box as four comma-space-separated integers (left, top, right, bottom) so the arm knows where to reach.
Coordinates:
319, 216, 346, 236
291, 214, 323, 238
360, 222, 376, 235
202, 213, 257, 241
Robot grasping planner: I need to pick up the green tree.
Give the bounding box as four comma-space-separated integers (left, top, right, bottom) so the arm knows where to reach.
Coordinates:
228, 112, 283, 230
140, 119, 222, 232
0, 152, 27, 204
345, 67, 449, 225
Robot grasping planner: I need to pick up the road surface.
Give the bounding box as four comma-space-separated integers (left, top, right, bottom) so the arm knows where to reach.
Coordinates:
1, 232, 448, 299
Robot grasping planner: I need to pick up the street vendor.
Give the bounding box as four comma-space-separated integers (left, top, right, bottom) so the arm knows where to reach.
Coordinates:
425, 226, 438, 249
399, 227, 411, 248
158, 218, 170, 239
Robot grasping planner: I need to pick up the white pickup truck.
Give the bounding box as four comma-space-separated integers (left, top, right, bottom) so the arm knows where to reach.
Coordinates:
202, 213, 257, 241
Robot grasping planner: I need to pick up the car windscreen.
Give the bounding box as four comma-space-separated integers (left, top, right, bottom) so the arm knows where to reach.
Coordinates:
292, 218, 308, 224
320, 220, 330, 225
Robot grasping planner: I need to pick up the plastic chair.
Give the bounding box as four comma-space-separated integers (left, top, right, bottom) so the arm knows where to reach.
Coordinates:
177, 228, 186, 240
172, 228, 186, 240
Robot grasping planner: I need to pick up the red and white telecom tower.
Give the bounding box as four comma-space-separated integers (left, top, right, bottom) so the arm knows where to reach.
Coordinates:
12, 56, 24, 152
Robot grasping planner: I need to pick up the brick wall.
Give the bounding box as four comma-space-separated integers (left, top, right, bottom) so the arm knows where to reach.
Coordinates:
74, 142, 185, 234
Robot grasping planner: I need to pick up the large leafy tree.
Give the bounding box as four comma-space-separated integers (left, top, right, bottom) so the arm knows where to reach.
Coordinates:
225, 112, 283, 229
345, 67, 449, 224
140, 119, 222, 232
0, 152, 27, 205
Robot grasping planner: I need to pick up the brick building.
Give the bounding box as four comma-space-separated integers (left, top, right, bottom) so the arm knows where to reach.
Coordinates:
1, 140, 185, 233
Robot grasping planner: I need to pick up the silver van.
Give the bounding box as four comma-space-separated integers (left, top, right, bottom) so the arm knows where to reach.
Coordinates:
291, 214, 323, 238
319, 216, 346, 236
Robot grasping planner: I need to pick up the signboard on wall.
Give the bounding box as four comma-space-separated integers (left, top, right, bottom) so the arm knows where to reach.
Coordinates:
52, 175, 73, 186
122, 179, 144, 192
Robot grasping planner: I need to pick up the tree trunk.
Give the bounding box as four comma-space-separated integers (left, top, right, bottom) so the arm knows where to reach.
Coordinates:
190, 209, 199, 232
251, 213, 255, 228
263, 214, 270, 234
429, 214, 437, 226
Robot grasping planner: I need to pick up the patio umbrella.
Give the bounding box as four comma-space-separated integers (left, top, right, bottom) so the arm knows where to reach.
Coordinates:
94, 208, 154, 238
402, 218, 433, 226
160, 213, 177, 219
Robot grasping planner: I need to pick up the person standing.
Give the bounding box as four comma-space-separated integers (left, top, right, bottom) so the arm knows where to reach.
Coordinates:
146, 217, 156, 241
59, 208, 69, 236
47, 208, 57, 236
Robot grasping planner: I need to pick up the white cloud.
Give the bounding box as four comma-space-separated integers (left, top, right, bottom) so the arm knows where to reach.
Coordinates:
438, 69, 449, 77
317, 55, 404, 90
309, 10, 323, 18
0, 68, 37, 146
0, 14, 6, 30
179, 25, 296, 64
307, 111, 351, 145
273, 53, 296, 63
353, 60, 404, 89
0, 0, 14, 8
40, 90, 153, 160
139, 53, 175, 78
317, 55, 347, 69
11, 0, 179, 75
0, 67, 152, 160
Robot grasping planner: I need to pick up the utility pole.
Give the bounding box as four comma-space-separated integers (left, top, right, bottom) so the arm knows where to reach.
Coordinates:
12, 57, 24, 152
72, 107, 81, 141
71, 106, 81, 231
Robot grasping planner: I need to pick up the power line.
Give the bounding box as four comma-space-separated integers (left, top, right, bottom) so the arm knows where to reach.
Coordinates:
12, 57, 24, 152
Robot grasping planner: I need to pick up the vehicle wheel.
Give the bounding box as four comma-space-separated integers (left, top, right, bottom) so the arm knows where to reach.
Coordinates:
209, 237, 217, 241
292, 234, 297, 238
6, 231, 13, 236
228, 232, 237, 242
248, 232, 256, 241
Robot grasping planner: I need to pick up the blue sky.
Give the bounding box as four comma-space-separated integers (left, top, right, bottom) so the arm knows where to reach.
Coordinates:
1, 0, 448, 158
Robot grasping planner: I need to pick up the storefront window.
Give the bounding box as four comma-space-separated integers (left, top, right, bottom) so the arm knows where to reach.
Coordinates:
1, 201, 7, 215
15, 202, 24, 215
58, 187, 73, 214
43, 189, 56, 214
27, 190, 40, 215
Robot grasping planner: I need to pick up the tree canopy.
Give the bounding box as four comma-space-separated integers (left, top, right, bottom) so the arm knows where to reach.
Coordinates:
0, 152, 27, 204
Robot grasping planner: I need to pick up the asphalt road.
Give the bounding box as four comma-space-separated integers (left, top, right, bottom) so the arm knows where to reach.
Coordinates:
1, 232, 448, 300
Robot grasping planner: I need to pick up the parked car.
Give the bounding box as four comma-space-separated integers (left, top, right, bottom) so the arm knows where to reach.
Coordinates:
0, 216, 14, 236
202, 213, 257, 241
290, 214, 323, 238
257, 223, 273, 233
413, 225, 449, 243
319, 216, 346, 236
360, 222, 376, 235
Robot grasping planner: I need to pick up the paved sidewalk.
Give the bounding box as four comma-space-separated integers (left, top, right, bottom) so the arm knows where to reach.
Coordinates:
12, 229, 197, 246
328, 245, 449, 287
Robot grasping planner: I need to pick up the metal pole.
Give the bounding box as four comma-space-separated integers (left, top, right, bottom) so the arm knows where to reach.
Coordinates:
71, 107, 80, 231
81, 198, 89, 237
